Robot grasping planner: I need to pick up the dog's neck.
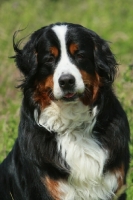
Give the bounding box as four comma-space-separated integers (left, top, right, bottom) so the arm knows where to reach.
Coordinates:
35, 100, 97, 134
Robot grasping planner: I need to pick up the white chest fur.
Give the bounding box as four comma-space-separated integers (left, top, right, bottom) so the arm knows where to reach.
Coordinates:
35, 101, 118, 200
57, 134, 117, 200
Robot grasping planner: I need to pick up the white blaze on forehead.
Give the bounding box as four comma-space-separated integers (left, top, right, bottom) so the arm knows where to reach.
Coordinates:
52, 25, 85, 99
52, 25, 67, 56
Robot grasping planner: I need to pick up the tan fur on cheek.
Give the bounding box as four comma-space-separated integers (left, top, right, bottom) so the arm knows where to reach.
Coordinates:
33, 75, 54, 110
79, 70, 101, 105
41, 176, 61, 200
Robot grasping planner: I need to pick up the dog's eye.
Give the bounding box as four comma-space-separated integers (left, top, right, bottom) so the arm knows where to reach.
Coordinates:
44, 56, 55, 64
76, 53, 85, 60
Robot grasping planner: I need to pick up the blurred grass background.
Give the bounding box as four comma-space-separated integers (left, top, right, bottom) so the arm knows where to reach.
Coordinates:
0, 0, 133, 198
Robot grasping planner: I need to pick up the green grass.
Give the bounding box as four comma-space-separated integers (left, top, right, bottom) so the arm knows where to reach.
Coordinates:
0, 0, 133, 198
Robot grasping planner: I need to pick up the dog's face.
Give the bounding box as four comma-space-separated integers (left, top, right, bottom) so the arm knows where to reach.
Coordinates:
14, 23, 117, 110
35, 24, 99, 107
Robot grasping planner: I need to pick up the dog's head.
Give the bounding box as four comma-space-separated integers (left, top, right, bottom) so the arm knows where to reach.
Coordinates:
13, 23, 117, 111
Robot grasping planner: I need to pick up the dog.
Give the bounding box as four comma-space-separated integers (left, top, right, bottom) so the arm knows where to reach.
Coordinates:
0, 22, 130, 200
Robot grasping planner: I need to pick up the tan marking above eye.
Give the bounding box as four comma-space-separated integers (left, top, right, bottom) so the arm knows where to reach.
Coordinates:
50, 47, 59, 57
69, 43, 78, 55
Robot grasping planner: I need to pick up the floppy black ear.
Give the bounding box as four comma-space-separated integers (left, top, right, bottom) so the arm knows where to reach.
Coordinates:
92, 34, 118, 85
13, 27, 46, 76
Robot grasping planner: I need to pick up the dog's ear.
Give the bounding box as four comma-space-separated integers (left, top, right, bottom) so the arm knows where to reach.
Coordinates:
91, 33, 118, 85
13, 27, 46, 76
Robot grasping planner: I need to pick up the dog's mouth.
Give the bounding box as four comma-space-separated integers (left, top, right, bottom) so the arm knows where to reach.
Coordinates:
62, 92, 84, 102
62, 93, 77, 101
48, 90, 79, 102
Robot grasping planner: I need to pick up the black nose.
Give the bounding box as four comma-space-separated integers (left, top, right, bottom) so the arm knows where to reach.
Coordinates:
59, 74, 75, 90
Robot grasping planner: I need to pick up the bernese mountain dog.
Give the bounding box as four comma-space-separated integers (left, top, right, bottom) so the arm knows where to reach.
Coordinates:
0, 22, 130, 200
